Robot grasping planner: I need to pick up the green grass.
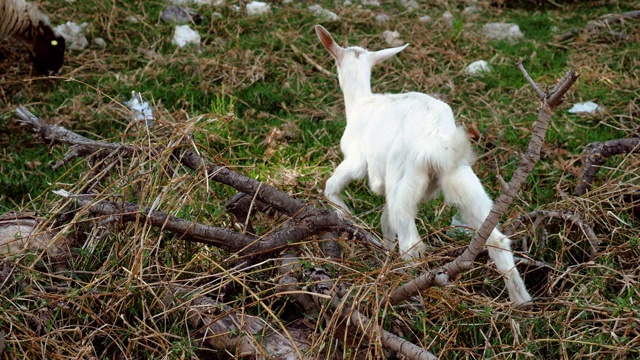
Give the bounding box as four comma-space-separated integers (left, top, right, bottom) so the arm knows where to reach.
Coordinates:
1, 0, 639, 358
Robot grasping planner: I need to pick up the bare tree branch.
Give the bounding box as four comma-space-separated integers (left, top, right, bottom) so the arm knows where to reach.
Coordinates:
304, 264, 437, 360
556, 10, 640, 42
14, 106, 378, 253
505, 209, 599, 257
574, 138, 640, 196
387, 66, 579, 305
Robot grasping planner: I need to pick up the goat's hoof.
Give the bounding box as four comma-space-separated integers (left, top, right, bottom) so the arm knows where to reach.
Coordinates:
401, 242, 427, 260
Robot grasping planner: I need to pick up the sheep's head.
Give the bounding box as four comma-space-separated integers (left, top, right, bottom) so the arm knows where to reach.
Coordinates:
30, 22, 66, 75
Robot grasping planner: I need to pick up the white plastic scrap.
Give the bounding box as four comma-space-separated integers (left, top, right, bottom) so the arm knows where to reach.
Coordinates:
125, 91, 155, 125
53, 21, 89, 50
246, 1, 271, 16
308, 5, 339, 21
465, 60, 491, 75
568, 101, 602, 114
172, 25, 201, 47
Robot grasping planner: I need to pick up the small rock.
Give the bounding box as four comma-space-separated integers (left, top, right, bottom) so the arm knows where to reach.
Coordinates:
465, 60, 490, 75
568, 101, 603, 114
382, 30, 403, 47
172, 25, 201, 47
375, 14, 390, 24
419, 15, 432, 23
246, 1, 271, 16
127, 15, 139, 23
171, 0, 222, 5
343, 0, 353, 5
400, 0, 419, 11
161, 6, 203, 24
53, 21, 89, 50
483, 22, 524, 41
442, 11, 454, 27
362, 0, 380, 6
463, 5, 482, 14
91, 37, 106, 49
308, 5, 339, 21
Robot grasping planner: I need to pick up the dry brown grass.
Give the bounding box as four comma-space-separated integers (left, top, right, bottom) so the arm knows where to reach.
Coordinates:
1, 0, 639, 358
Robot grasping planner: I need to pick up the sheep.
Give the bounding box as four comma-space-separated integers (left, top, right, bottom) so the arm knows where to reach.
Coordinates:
315, 25, 532, 305
0, 0, 65, 74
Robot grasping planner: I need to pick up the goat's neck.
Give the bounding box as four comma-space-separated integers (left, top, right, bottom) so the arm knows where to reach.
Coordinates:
339, 67, 373, 108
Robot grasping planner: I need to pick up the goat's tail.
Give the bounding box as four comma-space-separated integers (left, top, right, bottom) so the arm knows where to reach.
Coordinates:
427, 127, 475, 173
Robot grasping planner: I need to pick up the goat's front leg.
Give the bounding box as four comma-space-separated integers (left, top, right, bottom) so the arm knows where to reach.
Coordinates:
324, 159, 366, 217
440, 165, 532, 305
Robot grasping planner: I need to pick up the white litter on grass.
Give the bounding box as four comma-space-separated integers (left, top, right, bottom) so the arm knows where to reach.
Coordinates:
53, 21, 89, 50
125, 91, 155, 126
246, 1, 271, 16
308, 5, 339, 21
419, 15, 432, 23
172, 25, 201, 47
568, 101, 602, 114
483, 22, 524, 41
465, 60, 490, 75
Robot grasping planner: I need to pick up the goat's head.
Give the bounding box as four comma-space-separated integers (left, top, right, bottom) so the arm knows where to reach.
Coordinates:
315, 25, 407, 96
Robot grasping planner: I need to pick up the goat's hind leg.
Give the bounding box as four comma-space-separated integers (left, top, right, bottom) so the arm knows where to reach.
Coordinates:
440, 165, 532, 305
386, 174, 429, 259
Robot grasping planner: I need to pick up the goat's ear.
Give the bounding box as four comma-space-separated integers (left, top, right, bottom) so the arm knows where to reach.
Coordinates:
315, 25, 344, 63
371, 44, 409, 66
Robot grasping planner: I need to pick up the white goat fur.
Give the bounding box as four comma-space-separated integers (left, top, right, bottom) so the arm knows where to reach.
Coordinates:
316, 25, 531, 305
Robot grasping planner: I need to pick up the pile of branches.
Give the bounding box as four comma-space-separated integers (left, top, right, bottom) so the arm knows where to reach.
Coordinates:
1, 64, 639, 358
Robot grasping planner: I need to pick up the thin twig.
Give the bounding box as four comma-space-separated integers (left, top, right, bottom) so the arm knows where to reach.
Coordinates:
516, 60, 544, 99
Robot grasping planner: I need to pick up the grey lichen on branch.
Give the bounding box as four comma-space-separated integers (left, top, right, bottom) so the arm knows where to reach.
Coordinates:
387, 65, 579, 306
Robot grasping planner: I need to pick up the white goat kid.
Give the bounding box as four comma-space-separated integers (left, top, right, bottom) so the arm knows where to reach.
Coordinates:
316, 25, 531, 305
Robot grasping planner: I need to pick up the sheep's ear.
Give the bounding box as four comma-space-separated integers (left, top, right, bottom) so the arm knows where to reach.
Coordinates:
371, 44, 408, 66
315, 25, 344, 63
